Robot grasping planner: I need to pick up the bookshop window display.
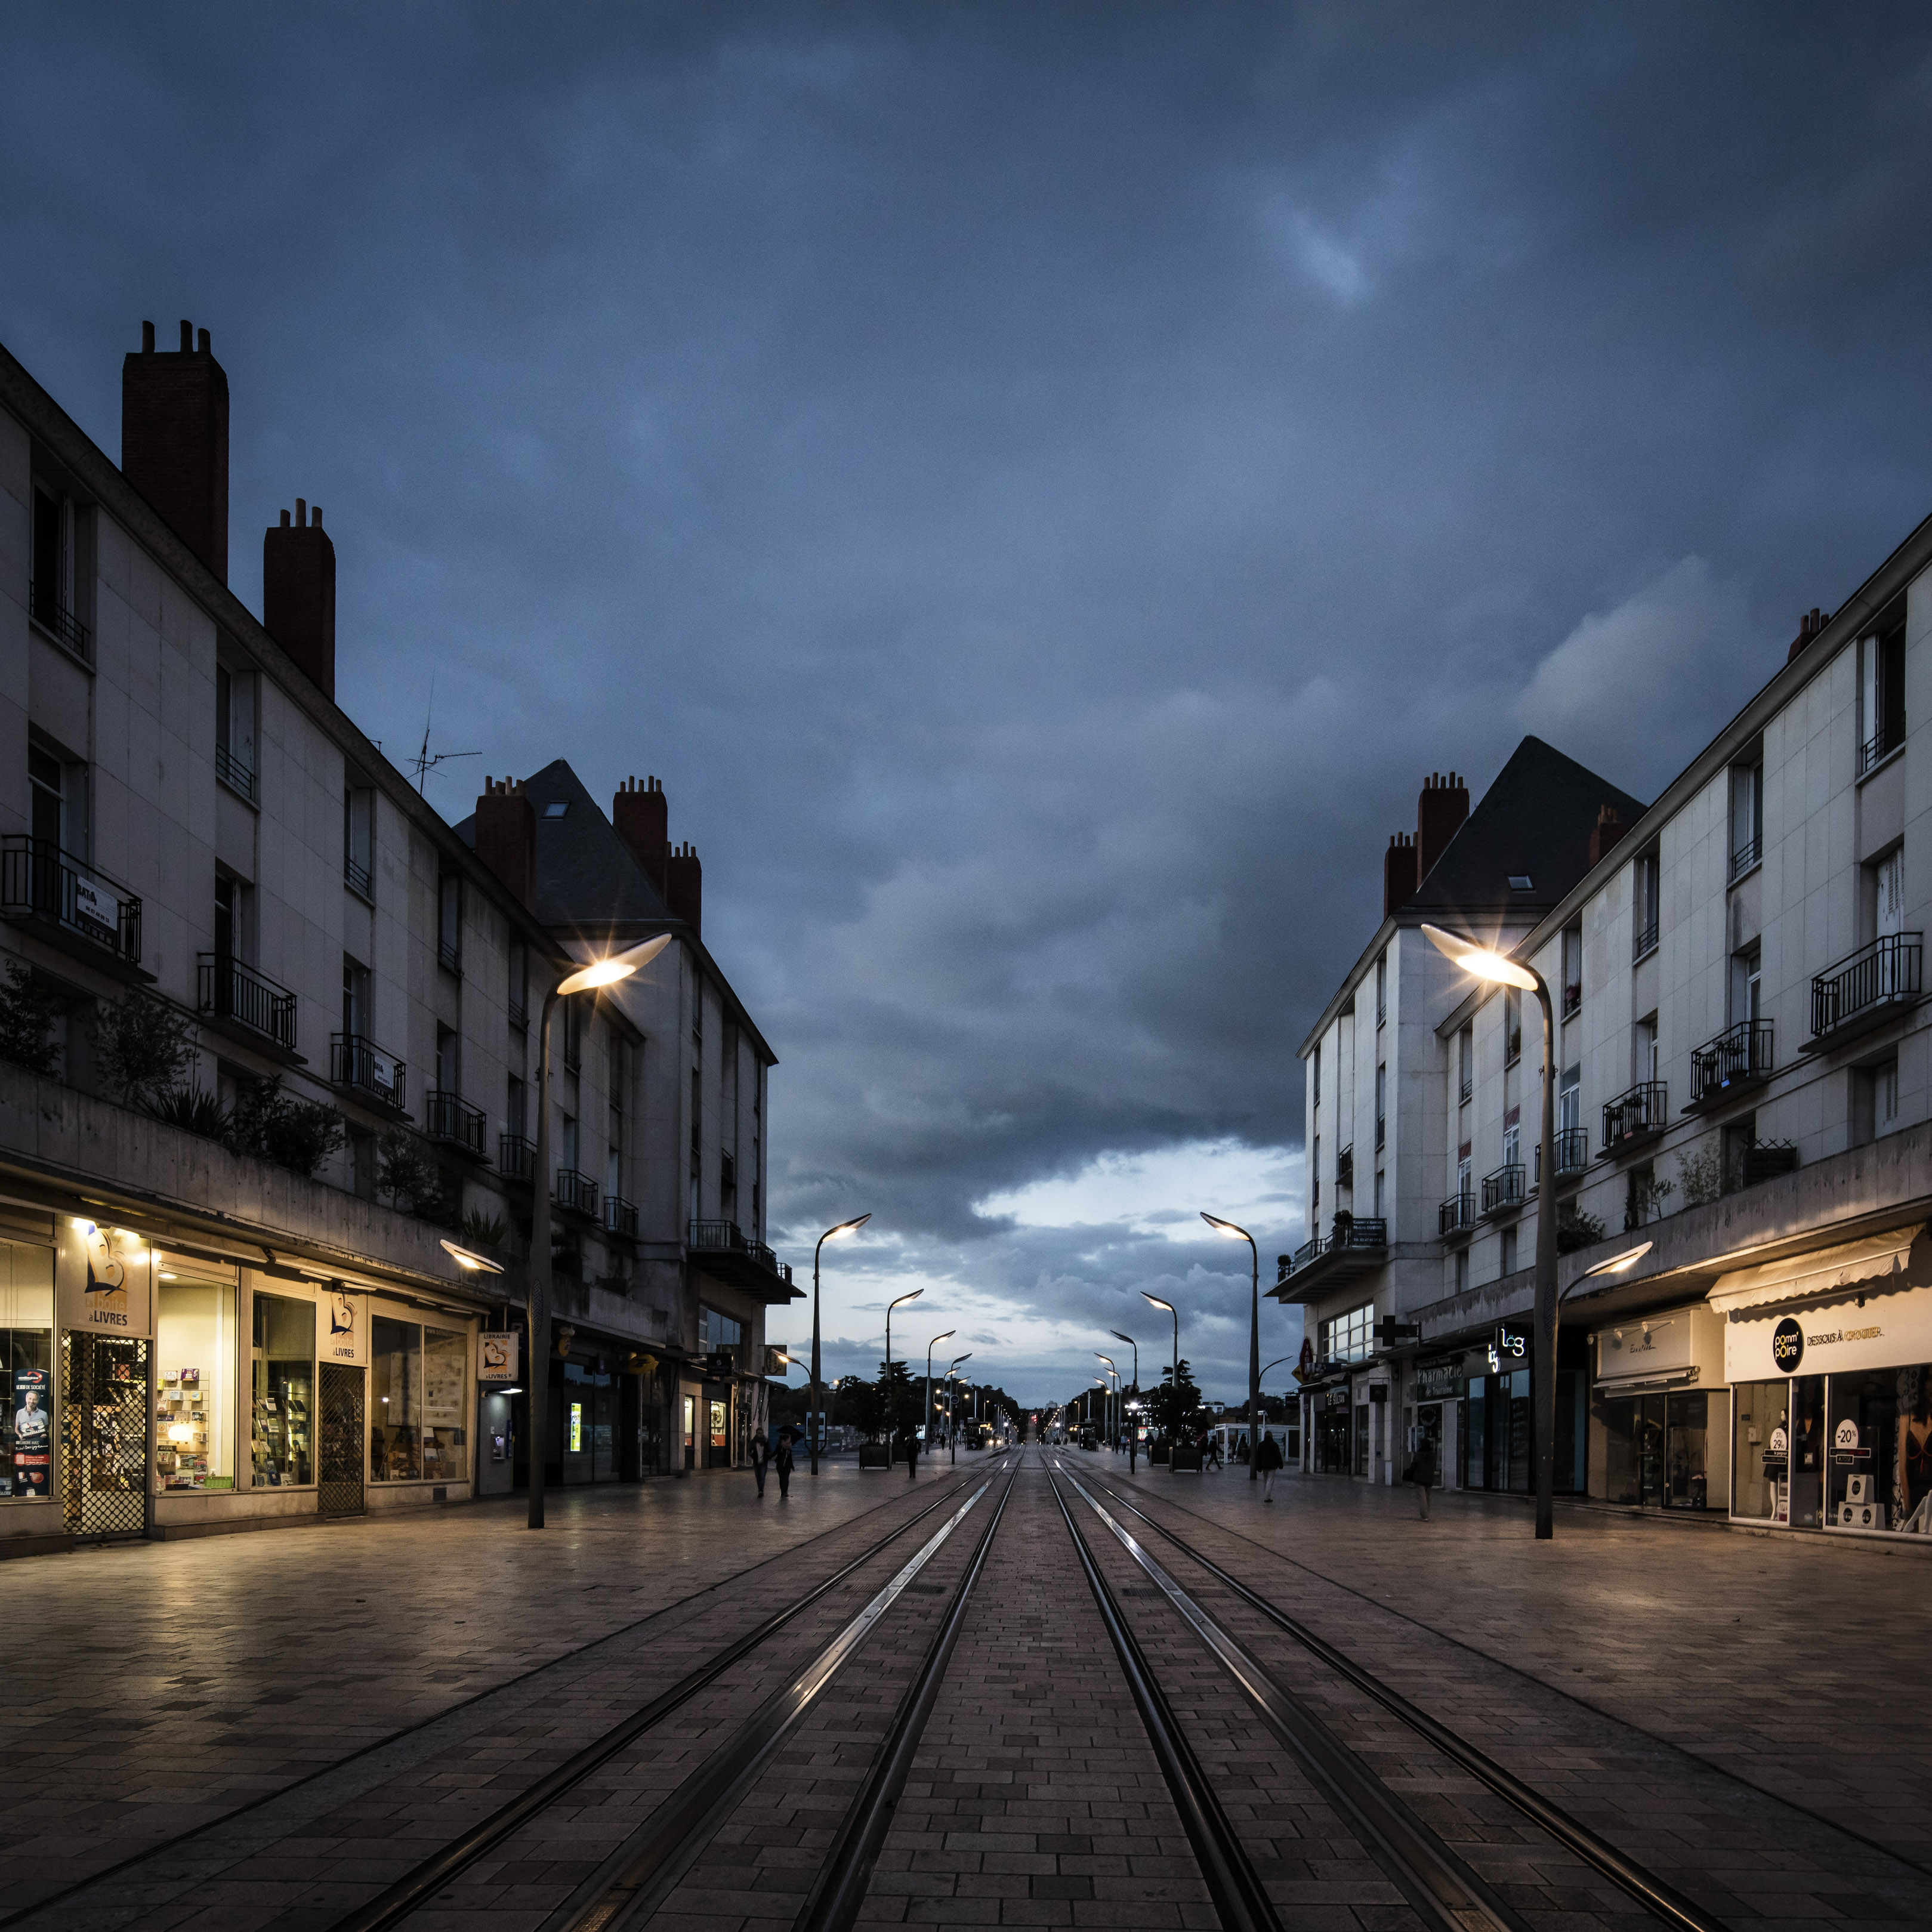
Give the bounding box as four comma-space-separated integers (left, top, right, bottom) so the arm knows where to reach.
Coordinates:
371, 1316, 467, 1483
156, 1260, 239, 1491
1, 1240, 55, 1501
253, 1292, 315, 1486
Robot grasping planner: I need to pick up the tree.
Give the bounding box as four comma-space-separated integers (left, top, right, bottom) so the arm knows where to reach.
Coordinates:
1147, 1358, 1204, 1442
0, 962, 62, 1075
226, 1077, 346, 1179
93, 992, 199, 1109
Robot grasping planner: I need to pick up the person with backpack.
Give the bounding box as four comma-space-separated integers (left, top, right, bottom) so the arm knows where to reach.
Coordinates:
1255, 1428, 1285, 1502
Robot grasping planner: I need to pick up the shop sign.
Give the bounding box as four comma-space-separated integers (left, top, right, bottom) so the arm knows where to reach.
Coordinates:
55, 1221, 153, 1338
1726, 1285, 1932, 1382
1323, 1384, 1351, 1411
322, 1286, 369, 1366
1414, 1358, 1463, 1401
477, 1331, 520, 1382
1493, 1321, 1530, 1369
9, 1366, 51, 1496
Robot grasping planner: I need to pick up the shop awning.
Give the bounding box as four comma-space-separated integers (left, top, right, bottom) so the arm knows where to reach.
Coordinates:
1708, 1224, 1923, 1317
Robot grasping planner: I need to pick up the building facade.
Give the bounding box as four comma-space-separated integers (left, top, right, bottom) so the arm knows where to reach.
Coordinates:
1282, 510, 1932, 1546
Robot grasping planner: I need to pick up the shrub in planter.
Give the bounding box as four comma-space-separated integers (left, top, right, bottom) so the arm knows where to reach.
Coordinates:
227, 1078, 346, 1178
146, 1087, 231, 1141
375, 1127, 443, 1214
94, 993, 199, 1108
0, 962, 61, 1074
1556, 1208, 1607, 1255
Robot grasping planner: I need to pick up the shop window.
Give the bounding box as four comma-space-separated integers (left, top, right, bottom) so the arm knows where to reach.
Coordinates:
1352, 1401, 1369, 1476
156, 1265, 237, 1490
1599, 1391, 1712, 1508
1828, 1368, 1932, 1533
252, 1292, 314, 1486
1733, 1375, 1825, 1527
371, 1315, 467, 1483
0, 1241, 55, 1501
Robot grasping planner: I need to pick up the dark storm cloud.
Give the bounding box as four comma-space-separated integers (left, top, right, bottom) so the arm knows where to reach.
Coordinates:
7, 4, 1932, 1399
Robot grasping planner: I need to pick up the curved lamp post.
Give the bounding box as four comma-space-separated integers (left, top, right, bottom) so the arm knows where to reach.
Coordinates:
946, 1353, 971, 1462
810, 1213, 871, 1475
1422, 922, 1558, 1541
1110, 1329, 1139, 1471
1096, 1354, 1120, 1449
1143, 1291, 1179, 1470
1202, 1212, 1261, 1479
529, 933, 671, 1530
925, 1329, 955, 1458
885, 1288, 922, 1456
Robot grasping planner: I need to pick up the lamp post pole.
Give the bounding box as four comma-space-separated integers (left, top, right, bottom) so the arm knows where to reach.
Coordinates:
885, 1288, 922, 1461
946, 1353, 970, 1464
925, 1329, 955, 1466
1111, 1330, 1138, 1471
810, 1214, 872, 1477
1143, 1292, 1178, 1469
1202, 1214, 1261, 1480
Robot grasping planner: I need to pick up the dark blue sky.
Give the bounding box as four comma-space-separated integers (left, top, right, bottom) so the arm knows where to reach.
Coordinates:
7, 4, 1932, 1402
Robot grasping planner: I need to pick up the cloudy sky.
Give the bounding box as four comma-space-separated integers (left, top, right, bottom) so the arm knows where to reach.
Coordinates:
7, 4, 1932, 1405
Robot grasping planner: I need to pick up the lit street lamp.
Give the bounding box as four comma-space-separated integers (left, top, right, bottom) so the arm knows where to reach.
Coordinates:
1143, 1292, 1180, 1471
925, 1329, 955, 1461
1201, 1212, 1261, 1480
946, 1353, 971, 1462
885, 1288, 923, 1460
528, 933, 671, 1531
1096, 1354, 1120, 1449
1423, 922, 1558, 1539
1110, 1329, 1139, 1471
810, 1213, 871, 1476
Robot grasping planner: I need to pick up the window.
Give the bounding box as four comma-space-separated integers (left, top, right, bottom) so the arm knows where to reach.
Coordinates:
1731, 946, 1761, 1027
251, 1292, 314, 1487
342, 956, 369, 1039
1454, 1249, 1469, 1295
1319, 1302, 1373, 1363
0, 1240, 55, 1502
1729, 755, 1763, 880
1373, 1168, 1385, 1217
215, 661, 258, 802
1501, 1227, 1517, 1274
215, 874, 250, 963
1311, 1135, 1320, 1217
344, 783, 374, 899
1374, 1063, 1387, 1150
543, 800, 568, 817
607, 1034, 632, 1206
435, 1023, 458, 1097
507, 1073, 527, 1138
1458, 1026, 1473, 1104
1633, 848, 1660, 960
1558, 1064, 1581, 1135
370, 1316, 467, 1484
699, 1304, 743, 1357
1504, 987, 1521, 1065
1854, 1056, 1900, 1147
1375, 952, 1387, 1026
1859, 616, 1906, 775
1561, 925, 1582, 1019
156, 1261, 237, 1492
28, 744, 73, 855
30, 482, 89, 658
508, 943, 528, 1027
692, 968, 705, 1044
1502, 1113, 1520, 1169
1634, 1015, 1659, 1087
1456, 1149, 1471, 1203
1872, 847, 1905, 942
1313, 1044, 1322, 1107
437, 871, 461, 975
563, 997, 583, 1072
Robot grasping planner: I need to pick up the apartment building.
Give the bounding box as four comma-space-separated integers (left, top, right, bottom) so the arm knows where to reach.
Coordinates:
0, 319, 789, 1555
1282, 508, 1932, 1548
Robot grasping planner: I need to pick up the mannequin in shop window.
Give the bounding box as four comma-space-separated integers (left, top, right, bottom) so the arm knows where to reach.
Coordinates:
1902, 1368, 1932, 1533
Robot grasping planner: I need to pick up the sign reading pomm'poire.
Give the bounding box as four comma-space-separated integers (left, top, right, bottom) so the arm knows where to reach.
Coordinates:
1724, 1285, 1932, 1381
55, 1221, 153, 1338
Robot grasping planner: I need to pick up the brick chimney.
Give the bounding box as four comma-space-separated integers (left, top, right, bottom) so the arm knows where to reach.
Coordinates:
122, 318, 229, 581
1416, 771, 1470, 881
1788, 606, 1829, 663
474, 777, 536, 911
263, 499, 335, 698
612, 776, 669, 896
666, 841, 702, 934
1384, 832, 1418, 916
1589, 802, 1628, 866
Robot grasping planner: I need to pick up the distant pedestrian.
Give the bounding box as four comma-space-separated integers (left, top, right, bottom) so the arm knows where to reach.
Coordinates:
1409, 1438, 1437, 1519
1203, 1433, 1222, 1471
750, 1430, 769, 1498
1255, 1430, 1284, 1502
902, 1425, 921, 1480
774, 1428, 794, 1500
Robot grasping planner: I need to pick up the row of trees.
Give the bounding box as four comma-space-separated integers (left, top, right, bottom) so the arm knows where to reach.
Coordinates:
1063, 1359, 1203, 1439
763, 1363, 1020, 1442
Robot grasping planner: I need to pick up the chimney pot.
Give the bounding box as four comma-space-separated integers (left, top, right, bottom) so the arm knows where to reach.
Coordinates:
279, 508, 290, 528
124, 316, 231, 579
612, 776, 671, 896
141, 319, 155, 353
197, 327, 210, 354
1415, 767, 1471, 884
1589, 802, 1628, 867
178, 319, 192, 351
474, 779, 536, 912
666, 840, 702, 936
263, 497, 336, 698
296, 497, 306, 527
1384, 830, 1418, 917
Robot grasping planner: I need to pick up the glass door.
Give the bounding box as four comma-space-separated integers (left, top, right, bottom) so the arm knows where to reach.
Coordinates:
681, 1393, 696, 1470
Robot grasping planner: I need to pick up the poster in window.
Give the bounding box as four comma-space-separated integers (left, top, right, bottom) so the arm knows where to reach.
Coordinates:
12, 1366, 51, 1496
56, 1223, 153, 1337
323, 1287, 368, 1366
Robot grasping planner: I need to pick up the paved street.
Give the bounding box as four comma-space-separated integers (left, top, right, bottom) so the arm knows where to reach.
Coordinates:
4, 1454, 1930, 1931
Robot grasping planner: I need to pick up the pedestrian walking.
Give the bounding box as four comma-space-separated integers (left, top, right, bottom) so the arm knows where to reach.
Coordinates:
902, 1424, 921, 1480
1408, 1437, 1437, 1519
750, 1429, 769, 1499
774, 1428, 794, 1500
1255, 1428, 1283, 1502
1203, 1431, 1222, 1472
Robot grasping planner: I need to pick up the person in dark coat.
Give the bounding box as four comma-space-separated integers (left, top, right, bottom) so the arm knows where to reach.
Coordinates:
901, 1423, 921, 1480
1411, 1437, 1438, 1518
1255, 1428, 1285, 1502
750, 1428, 769, 1498
773, 1427, 795, 1499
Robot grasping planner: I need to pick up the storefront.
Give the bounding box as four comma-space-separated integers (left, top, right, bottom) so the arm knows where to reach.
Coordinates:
1409, 1357, 1462, 1490
1460, 1326, 1587, 1494
1588, 1305, 1729, 1510
1310, 1382, 1351, 1471
1715, 1225, 1932, 1536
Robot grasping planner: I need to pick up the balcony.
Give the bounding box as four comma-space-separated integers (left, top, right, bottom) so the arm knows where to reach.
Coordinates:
499, 1133, 536, 1182
29, 578, 91, 660
554, 1168, 600, 1219
1809, 932, 1923, 1049
1, 836, 143, 973
1860, 715, 1905, 778
688, 1218, 802, 1302
215, 743, 256, 804
198, 953, 297, 1054
1480, 1164, 1526, 1218
331, 1032, 407, 1113
604, 1194, 639, 1239
1729, 835, 1761, 884
424, 1088, 486, 1157
1687, 1020, 1773, 1110
1603, 1081, 1668, 1152
1335, 1143, 1354, 1190
1439, 1191, 1476, 1241
1534, 1128, 1590, 1187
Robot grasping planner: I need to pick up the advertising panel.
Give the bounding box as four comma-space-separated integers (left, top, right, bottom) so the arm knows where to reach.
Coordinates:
1724, 1285, 1932, 1381
477, 1331, 520, 1382
55, 1221, 153, 1338
322, 1286, 369, 1366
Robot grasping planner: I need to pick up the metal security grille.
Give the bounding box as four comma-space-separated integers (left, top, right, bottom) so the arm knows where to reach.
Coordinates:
318, 1363, 366, 1517
60, 1332, 150, 1540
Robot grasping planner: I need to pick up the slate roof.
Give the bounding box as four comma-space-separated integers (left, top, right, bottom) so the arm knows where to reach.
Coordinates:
1405, 735, 1647, 923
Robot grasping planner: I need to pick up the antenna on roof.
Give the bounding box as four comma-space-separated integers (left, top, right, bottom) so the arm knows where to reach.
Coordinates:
410, 673, 479, 795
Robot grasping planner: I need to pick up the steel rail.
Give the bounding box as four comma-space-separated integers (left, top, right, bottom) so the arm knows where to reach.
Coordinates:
1044, 1459, 1282, 1932
1090, 1473, 1732, 1932
1060, 1465, 1529, 1932
536, 1473, 999, 1931
792, 1452, 1025, 1932
331, 1455, 1010, 1932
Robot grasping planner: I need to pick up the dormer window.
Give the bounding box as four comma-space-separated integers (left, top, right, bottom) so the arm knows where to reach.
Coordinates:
544, 800, 568, 817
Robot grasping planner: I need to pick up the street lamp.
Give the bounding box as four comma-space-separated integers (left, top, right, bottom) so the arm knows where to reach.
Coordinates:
810, 1213, 872, 1475
1202, 1212, 1262, 1481
1110, 1329, 1139, 1471
946, 1353, 971, 1462
1422, 922, 1558, 1540
1096, 1354, 1120, 1449
527, 933, 671, 1530
1143, 1292, 1179, 1470
885, 1288, 923, 1459
925, 1329, 955, 1461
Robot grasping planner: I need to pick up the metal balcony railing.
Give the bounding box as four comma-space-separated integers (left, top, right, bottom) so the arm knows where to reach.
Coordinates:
604, 1194, 639, 1238
0, 835, 142, 966
1603, 1081, 1668, 1147
688, 1218, 794, 1284
1282, 1214, 1390, 1278
499, 1133, 536, 1181
1439, 1191, 1476, 1239
344, 851, 373, 899
1729, 834, 1762, 883
1533, 1128, 1590, 1183
1860, 716, 1905, 777
437, 936, 461, 976
198, 953, 297, 1050
1335, 1143, 1353, 1189
424, 1088, 485, 1155
1812, 932, 1923, 1040
554, 1167, 599, 1218
509, 992, 528, 1029
1459, 1067, 1473, 1104
1633, 918, 1659, 962
1690, 1020, 1773, 1104
1480, 1164, 1526, 1215
215, 743, 256, 803
29, 578, 91, 659
331, 1032, 406, 1109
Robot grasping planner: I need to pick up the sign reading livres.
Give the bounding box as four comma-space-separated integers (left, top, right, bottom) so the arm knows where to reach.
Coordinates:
55, 1221, 153, 1338
477, 1331, 520, 1381
322, 1286, 369, 1366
